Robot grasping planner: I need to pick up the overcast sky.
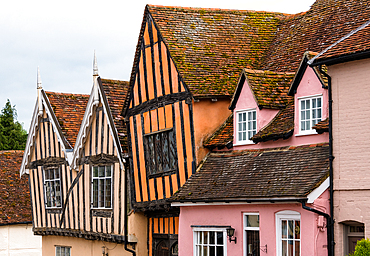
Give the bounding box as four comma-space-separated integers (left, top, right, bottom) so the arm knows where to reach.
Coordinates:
0, 0, 316, 131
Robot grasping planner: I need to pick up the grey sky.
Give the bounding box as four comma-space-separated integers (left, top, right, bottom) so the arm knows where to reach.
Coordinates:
0, 0, 315, 131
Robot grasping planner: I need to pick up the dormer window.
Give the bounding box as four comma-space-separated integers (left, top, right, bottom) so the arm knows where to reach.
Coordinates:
299, 95, 322, 135
236, 109, 256, 144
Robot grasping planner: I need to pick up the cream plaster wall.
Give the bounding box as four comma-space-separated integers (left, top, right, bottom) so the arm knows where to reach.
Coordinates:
0, 224, 42, 256
41, 211, 147, 256
329, 58, 370, 255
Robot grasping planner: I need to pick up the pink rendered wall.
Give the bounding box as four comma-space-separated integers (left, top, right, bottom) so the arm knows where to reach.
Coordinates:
232, 67, 329, 151
178, 189, 329, 256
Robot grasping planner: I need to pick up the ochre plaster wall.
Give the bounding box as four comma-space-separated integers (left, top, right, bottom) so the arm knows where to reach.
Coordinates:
329, 58, 370, 255
178, 190, 329, 256
193, 98, 231, 164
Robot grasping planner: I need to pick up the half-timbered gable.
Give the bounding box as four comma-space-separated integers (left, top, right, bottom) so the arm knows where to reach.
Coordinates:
20, 66, 147, 255
124, 5, 291, 256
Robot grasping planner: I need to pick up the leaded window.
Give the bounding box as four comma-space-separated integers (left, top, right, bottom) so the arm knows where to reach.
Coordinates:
144, 129, 177, 176
55, 246, 71, 256
43, 167, 62, 208
92, 166, 112, 209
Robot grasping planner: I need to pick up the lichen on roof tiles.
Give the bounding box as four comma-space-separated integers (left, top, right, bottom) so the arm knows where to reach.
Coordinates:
204, 114, 233, 148
147, 5, 286, 97
0, 150, 32, 225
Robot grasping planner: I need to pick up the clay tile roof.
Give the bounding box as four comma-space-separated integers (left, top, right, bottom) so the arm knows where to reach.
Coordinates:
263, 0, 370, 72
172, 143, 329, 202
313, 20, 370, 64
147, 5, 286, 97
203, 114, 233, 149
252, 104, 294, 143
244, 69, 295, 109
313, 118, 329, 134
100, 79, 130, 152
0, 150, 32, 225
46, 91, 89, 148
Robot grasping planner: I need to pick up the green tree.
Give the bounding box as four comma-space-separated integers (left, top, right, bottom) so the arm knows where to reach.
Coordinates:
348, 238, 370, 256
0, 99, 28, 150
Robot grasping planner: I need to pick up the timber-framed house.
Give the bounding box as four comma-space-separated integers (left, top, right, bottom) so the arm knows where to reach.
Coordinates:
20, 62, 147, 255
123, 5, 286, 256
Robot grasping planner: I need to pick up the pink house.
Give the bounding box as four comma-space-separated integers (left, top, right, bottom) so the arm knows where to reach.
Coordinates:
171, 52, 331, 256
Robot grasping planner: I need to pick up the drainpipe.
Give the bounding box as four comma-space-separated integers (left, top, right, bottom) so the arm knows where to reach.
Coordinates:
300, 200, 331, 256
124, 158, 136, 256
318, 67, 334, 256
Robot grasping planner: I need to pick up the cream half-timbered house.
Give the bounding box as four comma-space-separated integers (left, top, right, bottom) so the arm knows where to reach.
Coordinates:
20, 63, 146, 256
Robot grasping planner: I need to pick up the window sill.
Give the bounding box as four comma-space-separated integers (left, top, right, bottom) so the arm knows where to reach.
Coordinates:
233, 140, 255, 146
148, 169, 176, 179
91, 209, 113, 218
295, 131, 318, 137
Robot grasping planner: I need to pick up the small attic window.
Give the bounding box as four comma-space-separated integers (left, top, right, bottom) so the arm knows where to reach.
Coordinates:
235, 109, 256, 145
299, 95, 322, 135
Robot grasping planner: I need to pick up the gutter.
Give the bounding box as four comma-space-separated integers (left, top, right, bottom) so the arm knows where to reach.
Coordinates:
0, 221, 32, 227
124, 158, 136, 256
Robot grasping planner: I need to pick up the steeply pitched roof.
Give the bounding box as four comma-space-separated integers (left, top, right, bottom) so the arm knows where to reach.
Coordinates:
145, 5, 286, 97
46, 91, 89, 148
100, 79, 130, 152
172, 143, 329, 202
313, 118, 329, 134
263, 0, 370, 72
203, 114, 233, 149
252, 104, 294, 143
230, 69, 294, 110
311, 19, 370, 65
0, 151, 32, 225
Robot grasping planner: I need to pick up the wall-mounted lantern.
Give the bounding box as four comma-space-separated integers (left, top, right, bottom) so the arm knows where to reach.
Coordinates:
226, 227, 237, 244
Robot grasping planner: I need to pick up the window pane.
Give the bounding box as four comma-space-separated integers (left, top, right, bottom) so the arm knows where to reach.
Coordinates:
99, 179, 105, 208
253, 111, 256, 120
209, 231, 215, 244
238, 113, 243, 122
248, 111, 252, 120
204, 231, 209, 244
50, 169, 55, 179
282, 220, 287, 238
295, 241, 300, 256
312, 98, 316, 108
301, 111, 305, 120
238, 123, 242, 132
210, 246, 215, 256
93, 179, 98, 208
306, 100, 310, 109
56, 247, 61, 256
253, 120, 256, 130
243, 122, 246, 131
288, 240, 293, 256
54, 168, 60, 179
288, 220, 294, 239
243, 132, 246, 141
66, 248, 71, 256
238, 132, 243, 141
301, 100, 305, 110
318, 110, 321, 119
98, 166, 105, 177
312, 109, 316, 119
216, 246, 224, 256
242, 112, 246, 121
317, 98, 321, 107
105, 178, 111, 208
282, 241, 287, 256
203, 245, 208, 256
295, 221, 300, 239
248, 121, 251, 130
247, 215, 259, 227
305, 120, 310, 130
217, 232, 223, 245
200, 232, 203, 244
301, 121, 305, 131
106, 166, 111, 177
93, 166, 99, 177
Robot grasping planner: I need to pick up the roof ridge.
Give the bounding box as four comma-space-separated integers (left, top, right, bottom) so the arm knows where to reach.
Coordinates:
100, 78, 128, 83
147, 4, 288, 15
45, 91, 89, 97
0, 150, 24, 154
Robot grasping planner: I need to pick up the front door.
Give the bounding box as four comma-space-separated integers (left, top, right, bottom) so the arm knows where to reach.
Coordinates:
156, 240, 169, 256
348, 236, 364, 254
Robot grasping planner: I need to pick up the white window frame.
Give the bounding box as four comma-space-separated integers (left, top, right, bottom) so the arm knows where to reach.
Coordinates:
193, 227, 227, 256
91, 165, 113, 209
298, 94, 323, 135
55, 246, 71, 256
43, 167, 62, 209
243, 213, 260, 256
276, 211, 301, 256
235, 109, 257, 145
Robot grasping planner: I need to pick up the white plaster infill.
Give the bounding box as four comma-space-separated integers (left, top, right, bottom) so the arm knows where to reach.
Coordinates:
306, 177, 329, 203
